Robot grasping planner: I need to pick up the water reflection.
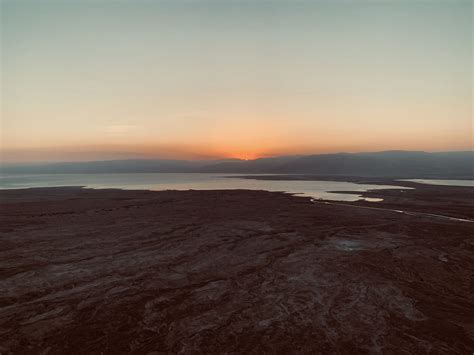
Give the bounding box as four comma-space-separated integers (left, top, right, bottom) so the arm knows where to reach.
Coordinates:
0, 173, 406, 202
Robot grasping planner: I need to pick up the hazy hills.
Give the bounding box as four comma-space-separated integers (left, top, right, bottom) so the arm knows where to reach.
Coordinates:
2, 151, 473, 179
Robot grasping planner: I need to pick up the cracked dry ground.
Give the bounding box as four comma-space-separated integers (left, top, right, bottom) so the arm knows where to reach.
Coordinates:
0, 187, 473, 354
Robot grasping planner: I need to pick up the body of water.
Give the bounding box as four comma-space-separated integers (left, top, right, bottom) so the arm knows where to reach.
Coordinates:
401, 179, 474, 187
0, 173, 409, 202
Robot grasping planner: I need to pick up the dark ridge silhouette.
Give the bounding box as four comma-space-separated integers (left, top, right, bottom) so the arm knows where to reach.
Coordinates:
1, 151, 473, 178
199, 151, 473, 178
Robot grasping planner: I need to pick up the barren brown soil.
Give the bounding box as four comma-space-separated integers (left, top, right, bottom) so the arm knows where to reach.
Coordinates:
1, 186, 473, 354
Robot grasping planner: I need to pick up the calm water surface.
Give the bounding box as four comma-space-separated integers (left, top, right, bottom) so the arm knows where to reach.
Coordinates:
401, 179, 474, 187
0, 173, 409, 202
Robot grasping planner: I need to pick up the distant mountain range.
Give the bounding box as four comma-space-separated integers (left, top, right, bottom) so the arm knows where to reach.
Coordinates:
1, 151, 473, 179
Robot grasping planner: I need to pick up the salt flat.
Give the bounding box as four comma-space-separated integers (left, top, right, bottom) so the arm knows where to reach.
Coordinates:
0, 185, 473, 353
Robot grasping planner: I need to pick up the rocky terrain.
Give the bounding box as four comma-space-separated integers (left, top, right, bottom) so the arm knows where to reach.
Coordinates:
0, 186, 473, 353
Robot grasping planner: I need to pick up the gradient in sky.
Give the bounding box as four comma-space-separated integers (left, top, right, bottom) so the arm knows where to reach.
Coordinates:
1, 0, 472, 162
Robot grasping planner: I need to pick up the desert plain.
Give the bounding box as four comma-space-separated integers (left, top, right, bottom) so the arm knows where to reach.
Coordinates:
0, 180, 473, 353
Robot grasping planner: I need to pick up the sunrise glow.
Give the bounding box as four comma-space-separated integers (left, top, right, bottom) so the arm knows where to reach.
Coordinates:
1, 0, 472, 163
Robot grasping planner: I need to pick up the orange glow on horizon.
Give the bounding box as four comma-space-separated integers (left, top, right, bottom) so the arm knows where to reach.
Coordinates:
2, 0, 472, 165
228, 152, 262, 161
1, 131, 473, 163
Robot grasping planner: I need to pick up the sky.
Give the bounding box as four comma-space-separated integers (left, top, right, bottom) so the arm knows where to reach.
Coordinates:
1, 0, 472, 162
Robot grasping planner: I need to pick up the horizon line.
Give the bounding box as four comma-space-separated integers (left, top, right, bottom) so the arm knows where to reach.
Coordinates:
2, 149, 473, 166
